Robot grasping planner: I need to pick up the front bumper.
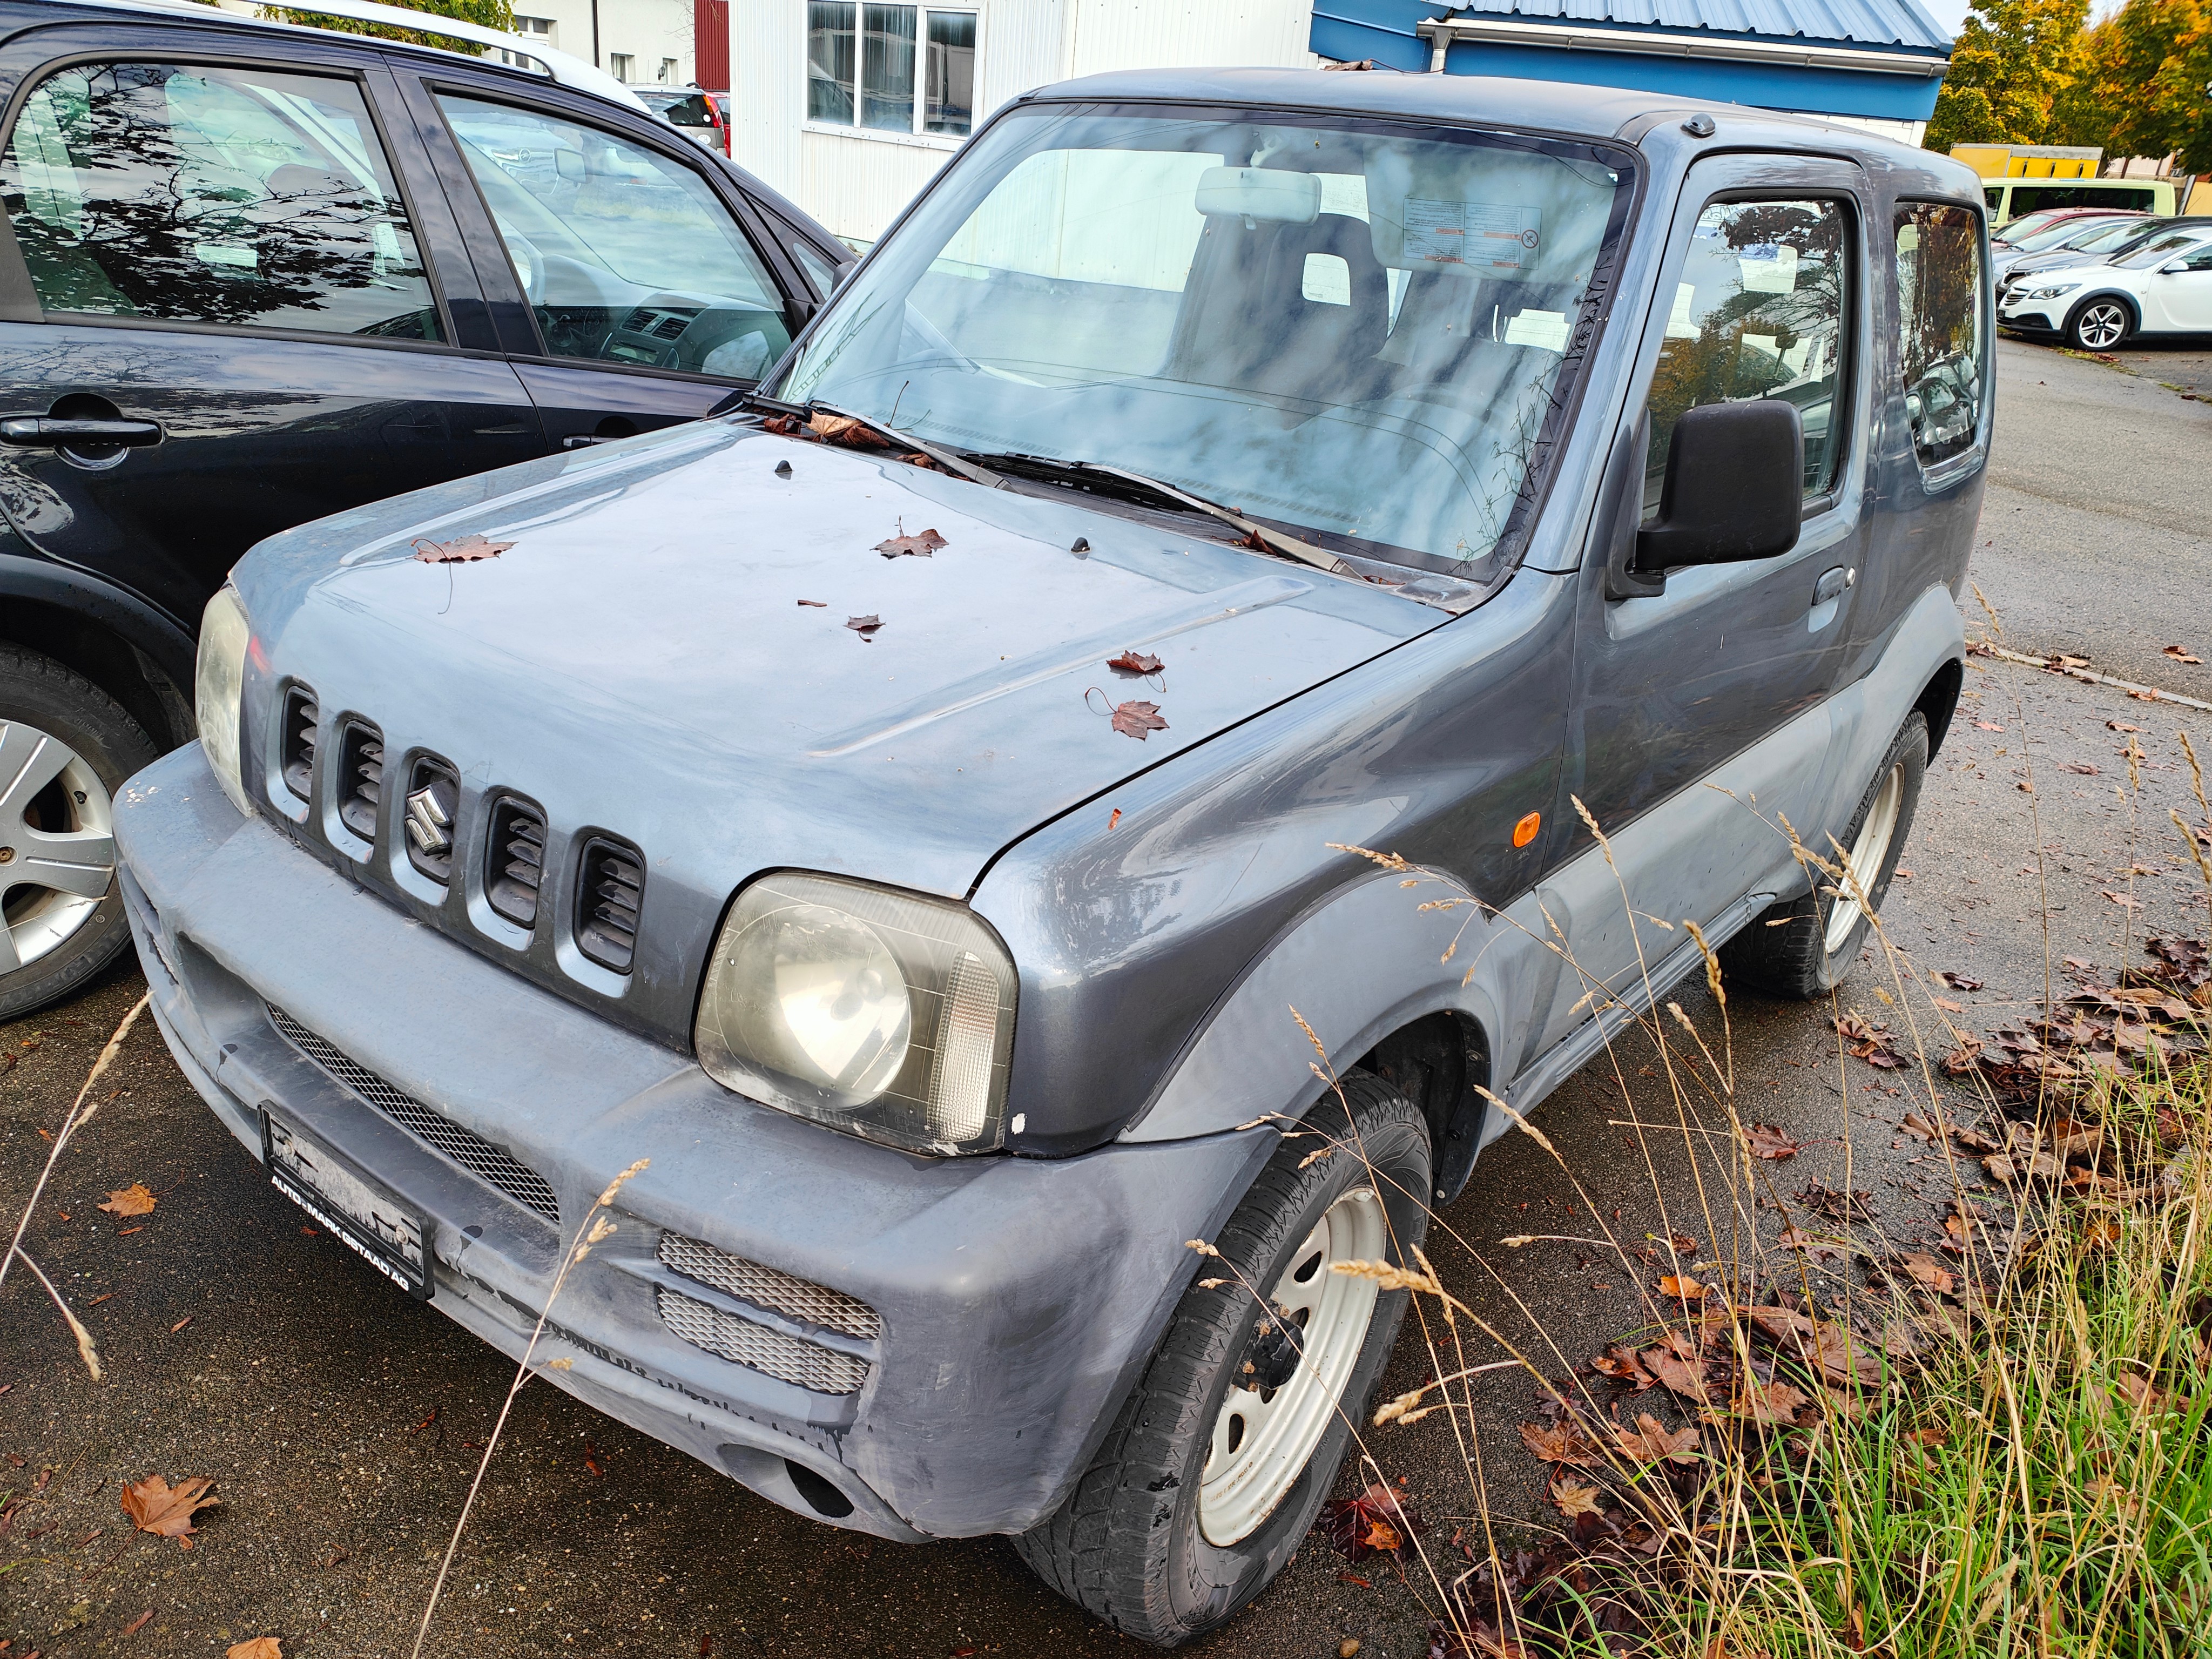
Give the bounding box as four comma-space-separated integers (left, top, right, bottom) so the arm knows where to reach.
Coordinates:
1997, 293, 2068, 331
115, 745, 1271, 1540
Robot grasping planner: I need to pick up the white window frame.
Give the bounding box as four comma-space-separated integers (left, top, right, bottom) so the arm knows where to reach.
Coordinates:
800, 0, 980, 152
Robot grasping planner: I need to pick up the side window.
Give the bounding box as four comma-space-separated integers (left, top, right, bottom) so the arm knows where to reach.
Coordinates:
2183, 245, 2212, 272
1894, 202, 1986, 471
0, 62, 440, 337
436, 96, 792, 378
1644, 197, 1850, 518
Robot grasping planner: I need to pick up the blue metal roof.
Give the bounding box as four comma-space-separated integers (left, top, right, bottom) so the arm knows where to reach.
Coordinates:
1441, 0, 1949, 50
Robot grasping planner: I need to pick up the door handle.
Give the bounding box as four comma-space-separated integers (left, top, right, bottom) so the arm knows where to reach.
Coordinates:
1, 416, 164, 448
1811, 565, 1854, 606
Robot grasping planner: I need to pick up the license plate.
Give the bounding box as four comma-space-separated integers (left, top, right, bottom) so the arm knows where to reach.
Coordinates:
261, 1107, 432, 1300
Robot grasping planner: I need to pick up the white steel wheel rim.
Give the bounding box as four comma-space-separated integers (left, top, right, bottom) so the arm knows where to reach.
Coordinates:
1198, 1185, 1387, 1547
1824, 762, 1903, 955
2078, 304, 2126, 349
0, 719, 117, 974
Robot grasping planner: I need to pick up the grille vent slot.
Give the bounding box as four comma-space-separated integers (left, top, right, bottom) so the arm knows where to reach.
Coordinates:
658, 1232, 880, 1340
655, 1285, 870, 1395
485, 799, 546, 928
403, 757, 460, 884
575, 837, 644, 973
265, 1004, 559, 1223
280, 687, 318, 802
335, 720, 383, 840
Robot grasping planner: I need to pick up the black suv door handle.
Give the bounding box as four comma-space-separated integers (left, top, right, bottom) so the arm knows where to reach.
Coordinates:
1811, 565, 1854, 606
1, 416, 164, 448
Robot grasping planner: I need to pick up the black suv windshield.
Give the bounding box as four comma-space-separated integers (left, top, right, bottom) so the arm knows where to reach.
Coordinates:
771, 104, 1634, 577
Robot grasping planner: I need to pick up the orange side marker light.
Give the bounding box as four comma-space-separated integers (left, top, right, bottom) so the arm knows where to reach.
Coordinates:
1513, 811, 1541, 848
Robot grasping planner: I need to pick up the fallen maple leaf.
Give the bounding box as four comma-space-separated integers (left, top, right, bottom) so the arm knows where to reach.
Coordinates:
1729, 1379, 1810, 1426
1615, 1412, 1700, 1465
1933, 995, 1964, 1013
2164, 645, 2204, 664
1938, 971, 1985, 992
874, 527, 947, 559
1657, 1275, 1708, 1300
2060, 762, 2100, 775
1890, 1251, 1955, 1296
121, 1474, 218, 1543
1590, 1345, 1657, 1390
1107, 649, 1164, 675
844, 613, 884, 638
1745, 1124, 1800, 1160
98, 1184, 155, 1218
1549, 1479, 1604, 1519
807, 412, 888, 448
226, 1641, 282, 1659
1319, 1481, 1427, 1562
1110, 699, 1168, 740
122, 1608, 153, 1635
1641, 1345, 1711, 1400
1900, 1111, 1941, 1142
1518, 1419, 1599, 1466
1973, 719, 2004, 731
2102, 890, 2144, 911
410, 534, 510, 564
2108, 720, 2141, 732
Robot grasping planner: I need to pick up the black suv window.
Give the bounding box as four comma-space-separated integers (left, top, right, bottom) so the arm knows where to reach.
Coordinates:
1894, 202, 1986, 470
437, 95, 791, 377
1, 62, 440, 338
1644, 197, 1850, 515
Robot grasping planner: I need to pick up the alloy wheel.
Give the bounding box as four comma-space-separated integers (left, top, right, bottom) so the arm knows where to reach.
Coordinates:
1197, 1184, 1387, 1546
1823, 761, 1904, 955
2076, 302, 2128, 350
0, 719, 119, 974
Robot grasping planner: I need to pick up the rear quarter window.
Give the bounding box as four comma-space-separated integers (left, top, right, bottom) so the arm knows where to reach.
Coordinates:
1894, 202, 1987, 472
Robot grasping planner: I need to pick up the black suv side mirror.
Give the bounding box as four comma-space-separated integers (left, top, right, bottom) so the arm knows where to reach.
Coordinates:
1633, 400, 1803, 577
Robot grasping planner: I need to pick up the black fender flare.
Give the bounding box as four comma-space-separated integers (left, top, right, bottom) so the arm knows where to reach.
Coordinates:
0, 547, 198, 744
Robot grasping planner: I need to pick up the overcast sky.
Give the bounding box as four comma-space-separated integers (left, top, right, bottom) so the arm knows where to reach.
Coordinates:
1921, 0, 1972, 36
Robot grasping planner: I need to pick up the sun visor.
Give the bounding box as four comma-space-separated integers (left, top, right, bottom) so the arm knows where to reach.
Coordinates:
1194, 166, 1320, 224
1363, 146, 1613, 285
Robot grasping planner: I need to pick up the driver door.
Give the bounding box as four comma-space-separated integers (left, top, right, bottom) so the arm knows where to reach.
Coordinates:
391, 69, 810, 449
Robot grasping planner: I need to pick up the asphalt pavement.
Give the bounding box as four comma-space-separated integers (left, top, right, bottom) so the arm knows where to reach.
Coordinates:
5, 340, 2211, 1659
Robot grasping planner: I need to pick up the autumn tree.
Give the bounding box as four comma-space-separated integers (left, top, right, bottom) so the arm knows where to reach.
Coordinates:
262, 0, 517, 53
1925, 0, 2092, 149
2051, 0, 2212, 170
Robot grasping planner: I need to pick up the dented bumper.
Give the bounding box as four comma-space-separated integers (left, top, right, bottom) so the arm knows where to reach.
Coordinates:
115, 745, 1270, 1541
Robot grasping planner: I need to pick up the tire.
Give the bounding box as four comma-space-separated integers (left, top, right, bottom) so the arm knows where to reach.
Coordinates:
0, 645, 157, 1020
2066, 296, 2133, 352
1722, 710, 1927, 1000
1014, 1073, 1432, 1647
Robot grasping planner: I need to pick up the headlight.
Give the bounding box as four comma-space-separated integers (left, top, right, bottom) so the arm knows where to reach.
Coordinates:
2027, 282, 2082, 299
194, 585, 253, 817
694, 872, 1017, 1154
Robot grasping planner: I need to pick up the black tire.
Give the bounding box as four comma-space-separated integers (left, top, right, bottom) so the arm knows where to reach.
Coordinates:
1015, 1073, 1431, 1647
0, 645, 157, 1020
2065, 295, 2133, 352
1722, 710, 1927, 1000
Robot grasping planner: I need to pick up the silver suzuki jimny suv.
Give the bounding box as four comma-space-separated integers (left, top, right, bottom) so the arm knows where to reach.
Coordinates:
116, 65, 1987, 1645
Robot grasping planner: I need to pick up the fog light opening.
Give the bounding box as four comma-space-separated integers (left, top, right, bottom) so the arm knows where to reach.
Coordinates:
785, 1459, 855, 1519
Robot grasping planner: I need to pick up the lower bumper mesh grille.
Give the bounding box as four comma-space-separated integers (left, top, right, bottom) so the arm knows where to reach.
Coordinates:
655, 1285, 870, 1395
265, 1005, 559, 1224
657, 1233, 880, 1340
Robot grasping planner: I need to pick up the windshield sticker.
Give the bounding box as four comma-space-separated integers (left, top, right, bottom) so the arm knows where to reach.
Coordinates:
1738, 242, 1799, 294
1404, 199, 1542, 272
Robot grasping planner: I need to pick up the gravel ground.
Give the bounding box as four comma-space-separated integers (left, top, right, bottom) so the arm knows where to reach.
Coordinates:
4, 375, 2211, 1659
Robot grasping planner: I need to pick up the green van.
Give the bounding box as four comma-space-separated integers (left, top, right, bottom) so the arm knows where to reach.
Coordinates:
1986, 177, 2177, 224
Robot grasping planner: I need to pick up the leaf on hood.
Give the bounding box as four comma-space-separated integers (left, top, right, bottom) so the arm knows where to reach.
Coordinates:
121, 1474, 218, 1543
1614, 1412, 1700, 1465
1518, 1419, 1600, 1466
1548, 1479, 1604, 1519
98, 1184, 155, 1218
410, 534, 511, 564
1745, 1124, 1800, 1160
808, 412, 889, 448
1107, 649, 1164, 676
844, 614, 884, 639
874, 527, 947, 559
796, 598, 827, 607
1110, 700, 1169, 740
226, 1640, 284, 1659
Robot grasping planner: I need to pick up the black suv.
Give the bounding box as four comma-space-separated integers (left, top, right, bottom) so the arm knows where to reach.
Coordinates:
0, 0, 850, 1016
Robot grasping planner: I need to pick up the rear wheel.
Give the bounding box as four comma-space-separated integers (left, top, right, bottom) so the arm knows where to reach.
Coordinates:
1721, 711, 1927, 1000
1015, 1073, 1431, 1646
2067, 297, 2132, 352
0, 646, 155, 1020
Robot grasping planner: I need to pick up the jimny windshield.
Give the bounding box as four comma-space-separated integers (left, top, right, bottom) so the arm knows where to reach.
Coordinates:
773, 104, 1634, 583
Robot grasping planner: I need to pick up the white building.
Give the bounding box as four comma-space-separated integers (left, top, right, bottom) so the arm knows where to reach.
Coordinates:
211, 0, 700, 87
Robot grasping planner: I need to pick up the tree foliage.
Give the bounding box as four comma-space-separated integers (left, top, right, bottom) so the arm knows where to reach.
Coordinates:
259, 0, 518, 53
2049, 0, 2212, 172
1926, 0, 2093, 150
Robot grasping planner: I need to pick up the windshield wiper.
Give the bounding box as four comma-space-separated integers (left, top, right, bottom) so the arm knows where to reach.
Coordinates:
965, 452, 1355, 579
807, 402, 1009, 491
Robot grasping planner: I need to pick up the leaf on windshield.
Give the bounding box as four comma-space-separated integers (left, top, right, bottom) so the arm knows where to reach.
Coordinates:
411, 534, 511, 564
845, 614, 884, 639
1107, 650, 1163, 676
876, 528, 947, 559
810, 413, 889, 449
1110, 700, 1168, 740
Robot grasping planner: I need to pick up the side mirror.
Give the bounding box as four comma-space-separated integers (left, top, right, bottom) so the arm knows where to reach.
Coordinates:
1634, 400, 1803, 576
2161, 259, 2191, 273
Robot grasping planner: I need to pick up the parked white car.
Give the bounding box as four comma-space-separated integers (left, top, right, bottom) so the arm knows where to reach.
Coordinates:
1999, 226, 2212, 349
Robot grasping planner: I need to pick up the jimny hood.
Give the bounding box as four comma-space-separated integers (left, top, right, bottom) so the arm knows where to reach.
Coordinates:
222, 417, 1439, 1008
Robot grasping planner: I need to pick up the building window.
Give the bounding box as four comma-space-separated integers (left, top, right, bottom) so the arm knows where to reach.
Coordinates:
609, 52, 635, 83
807, 2, 975, 138
498, 14, 555, 66
659, 58, 682, 84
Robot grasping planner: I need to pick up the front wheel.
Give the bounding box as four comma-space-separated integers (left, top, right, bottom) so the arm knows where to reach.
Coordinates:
1015, 1073, 1431, 1647
2067, 297, 2132, 352
1721, 710, 1927, 1000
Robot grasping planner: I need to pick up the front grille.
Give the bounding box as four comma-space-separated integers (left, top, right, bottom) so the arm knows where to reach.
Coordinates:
336, 720, 383, 840
656, 1285, 870, 1395
280, 687, 317, 802
485, 799, 546, 928
658, 1232, 880, 1340
403, 757, 459, 884
575, 838, 644, 973
266, 1004, 559, 1224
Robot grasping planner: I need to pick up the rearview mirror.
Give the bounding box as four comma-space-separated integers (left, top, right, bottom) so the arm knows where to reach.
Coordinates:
1194, 166, 1319, 224
1633, 400, 1803, 576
